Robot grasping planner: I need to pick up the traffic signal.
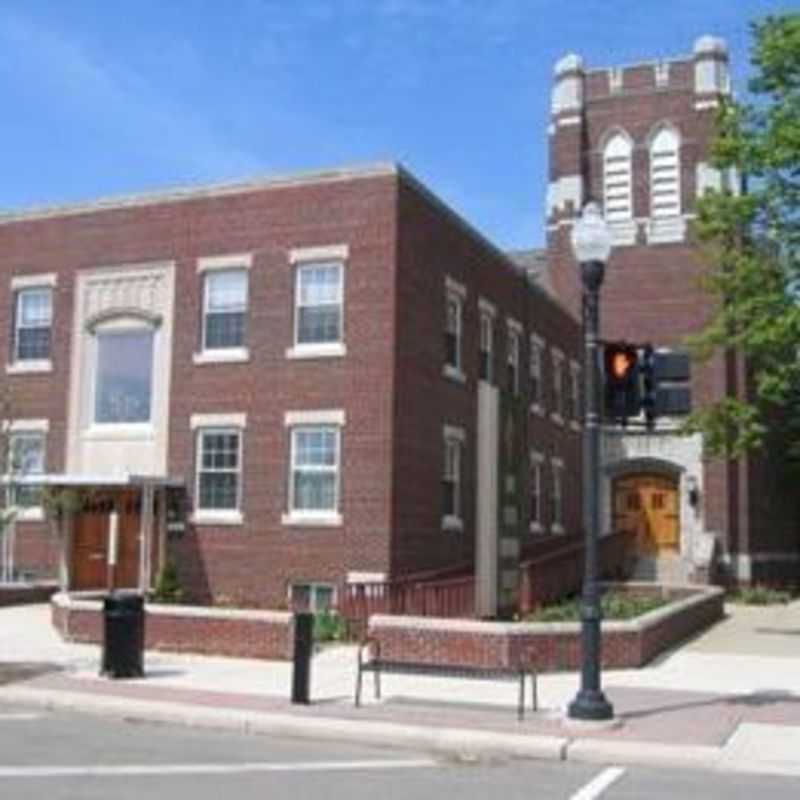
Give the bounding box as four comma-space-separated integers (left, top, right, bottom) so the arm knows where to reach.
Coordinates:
604, 342, 640, 424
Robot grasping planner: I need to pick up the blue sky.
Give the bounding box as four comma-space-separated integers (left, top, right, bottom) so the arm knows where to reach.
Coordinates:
0, 1, 793, 248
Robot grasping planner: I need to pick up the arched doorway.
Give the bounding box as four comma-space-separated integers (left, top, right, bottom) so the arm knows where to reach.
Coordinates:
612, 474, 679, 554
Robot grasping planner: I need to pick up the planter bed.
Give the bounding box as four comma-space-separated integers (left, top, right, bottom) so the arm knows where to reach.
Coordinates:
51, 592, 294, 661
367, 582, 724, 671
1, 582, 58, 607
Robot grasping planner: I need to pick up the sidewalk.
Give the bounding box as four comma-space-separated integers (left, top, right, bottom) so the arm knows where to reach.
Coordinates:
2, 601, 800, 777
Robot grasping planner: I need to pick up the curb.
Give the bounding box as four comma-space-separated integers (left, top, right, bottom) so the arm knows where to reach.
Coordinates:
1, 685, 795, 777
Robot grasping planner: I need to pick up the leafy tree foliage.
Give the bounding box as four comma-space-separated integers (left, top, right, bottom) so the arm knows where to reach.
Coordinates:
688, 14, 800, 460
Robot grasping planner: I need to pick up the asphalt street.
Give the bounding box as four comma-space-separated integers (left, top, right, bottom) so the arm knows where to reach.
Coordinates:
1, 706, 799, 799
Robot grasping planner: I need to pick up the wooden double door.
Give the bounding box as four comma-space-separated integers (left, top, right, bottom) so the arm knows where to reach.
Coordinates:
613, 474, 679, 554
71, 491, 142, 591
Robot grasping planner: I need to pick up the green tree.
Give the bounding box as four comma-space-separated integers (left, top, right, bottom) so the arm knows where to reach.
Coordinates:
688, 14, 800, 460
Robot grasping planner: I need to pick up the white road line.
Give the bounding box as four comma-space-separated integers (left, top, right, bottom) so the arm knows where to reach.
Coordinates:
570, 766, 627, 800
0, 713, 41, 721
0, 758, 438, 779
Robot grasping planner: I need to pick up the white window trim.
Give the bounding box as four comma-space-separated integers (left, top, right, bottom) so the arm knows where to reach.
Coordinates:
290, 244, 349, 264
507, 320, 522, 395
6, 360, 53, 375
11, 285, 53, 369
197, 267, 250, 360
5, 428, 47, 520
529, 334, 544, 414
529, 450, 544, 534
290, 261, 346, 357
477, 297, 496, 317
288, 581, 338, 612
10, 273, 57, 290
191, 412, 247, 430
479, 301, 495, 384
551, 348, 566, 424
569, 360, 582, 432
192, 426, 245, 526
442, 425, 465, 532
551, 457, 565, 534
2, 418, 50, 433
196, 253, 253, 273
445, 276, 467, 299
444, 279, 466, 383
284, 409, 346, 427
284, 422, 343, 527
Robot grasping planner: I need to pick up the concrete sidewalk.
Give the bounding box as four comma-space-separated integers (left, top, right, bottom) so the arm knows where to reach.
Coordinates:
2, 602, 800, 777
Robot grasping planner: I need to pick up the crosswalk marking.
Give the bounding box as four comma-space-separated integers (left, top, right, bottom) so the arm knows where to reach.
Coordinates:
570, 766, 626, 800
0, 758, 438, 779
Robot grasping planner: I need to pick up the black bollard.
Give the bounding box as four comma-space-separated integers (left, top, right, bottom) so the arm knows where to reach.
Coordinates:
291, 612, 314, 704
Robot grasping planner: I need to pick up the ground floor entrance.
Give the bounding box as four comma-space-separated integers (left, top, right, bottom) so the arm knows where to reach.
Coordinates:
613, 473, 680, 554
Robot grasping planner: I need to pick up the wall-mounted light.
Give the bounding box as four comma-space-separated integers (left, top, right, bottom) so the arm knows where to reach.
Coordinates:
687, 475, 700, 508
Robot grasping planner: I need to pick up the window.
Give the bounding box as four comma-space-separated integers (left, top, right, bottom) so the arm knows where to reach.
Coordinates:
529, 453, 543, 533
650, 127, 681, 218
295, 262, 343, 346
552, 351, 565, 421
289, 426, 340, 516
479, 310, 494, 383
445, 295, 462, 373
552, 459, 564, 533
95, 330, 154, 424
603, 133, 633, 222
203, 269, 248, 351
507, 325, 520, 395
290, 582, 335, 612
14, 288, 52, 362
442, 426, 464, 530
196, 429, 242, 512
569, 362, 581, 423
8, 432, 45, 510
530, 336, 543, 410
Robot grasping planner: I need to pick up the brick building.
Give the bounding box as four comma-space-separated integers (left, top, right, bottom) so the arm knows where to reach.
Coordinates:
0, 165, 581, 610
540, 35, 799, 584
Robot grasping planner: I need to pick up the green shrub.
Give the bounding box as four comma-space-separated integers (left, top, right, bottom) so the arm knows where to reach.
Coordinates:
153, 561, 183, 604
524, 591, 670, 622
728, 585, 792, 605
313, 609, 347, 643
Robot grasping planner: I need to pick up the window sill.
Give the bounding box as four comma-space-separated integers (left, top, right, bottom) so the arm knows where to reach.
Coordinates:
551, 524, 565, 535
13, 507, 45, 523
442, 364, 466, 384
281, 512, 342, 528
191, 510, 244, 526
529, 522, 544, 535
193, 348, 250, 365
84, 424, 155, 441
550, 413, 564, 427
442, 515, 464, 532
6, 360, 52, 375
530, 403, 545, 417
285, 343, 347, 360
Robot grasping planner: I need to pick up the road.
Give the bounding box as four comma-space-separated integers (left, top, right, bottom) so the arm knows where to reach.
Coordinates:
0, 706, 797, 799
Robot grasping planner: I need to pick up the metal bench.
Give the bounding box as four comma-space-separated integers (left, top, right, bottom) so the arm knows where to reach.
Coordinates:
354, 638, 537, 721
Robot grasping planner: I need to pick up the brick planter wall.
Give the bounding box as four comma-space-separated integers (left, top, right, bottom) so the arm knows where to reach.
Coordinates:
51, 593, 294, 660
367, 583, 724, 671
0, 583, 59, 607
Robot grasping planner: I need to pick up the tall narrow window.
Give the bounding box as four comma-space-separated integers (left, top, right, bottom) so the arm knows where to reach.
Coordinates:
529, 454, 543, 534
507, 326, 520, 395
479, 310, 493, 383
95, 329, 154, 424
196, 429, 242, 512
445, 295, 462, 372
552, 351, 565, 421
569, 362, 581, 423
442, 427, 464, 530
650, 127, 681, 218
8, 432, 45, 509
295, 262, 343, 346
290, 426, 340, 515
552, 459, 564, 532
14, 288, 52, 362
203, 269, 248, 351
530, 336, 543, 409
603, 133, 633, 222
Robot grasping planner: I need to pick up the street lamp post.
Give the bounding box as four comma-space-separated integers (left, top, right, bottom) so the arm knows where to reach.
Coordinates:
567, 202, 615, 722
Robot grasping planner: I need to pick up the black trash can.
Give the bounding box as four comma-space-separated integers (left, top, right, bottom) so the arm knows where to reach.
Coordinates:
101, 592, 145, 678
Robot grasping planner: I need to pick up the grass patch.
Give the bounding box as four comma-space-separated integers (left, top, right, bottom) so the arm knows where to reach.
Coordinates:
313, 609, 348, 642
524, 591, 671, 622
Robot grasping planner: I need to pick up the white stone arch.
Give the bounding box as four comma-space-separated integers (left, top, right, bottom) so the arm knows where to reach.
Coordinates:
600, 128, 634, 222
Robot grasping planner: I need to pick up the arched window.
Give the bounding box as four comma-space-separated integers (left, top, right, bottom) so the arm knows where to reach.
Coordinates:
603, 133, 633, 222
650, 127, 681, 218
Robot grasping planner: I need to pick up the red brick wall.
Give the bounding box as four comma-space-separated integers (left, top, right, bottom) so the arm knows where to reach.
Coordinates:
51, 595, 293, 660
0, 584, 58, 606
368, 585, 723, 671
